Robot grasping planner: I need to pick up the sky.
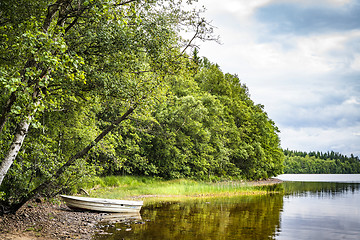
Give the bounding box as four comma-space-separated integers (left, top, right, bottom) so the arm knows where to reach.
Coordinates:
190, 0, 360, 156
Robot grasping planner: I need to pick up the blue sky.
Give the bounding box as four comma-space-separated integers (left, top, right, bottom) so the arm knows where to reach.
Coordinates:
191, 0, 360, 156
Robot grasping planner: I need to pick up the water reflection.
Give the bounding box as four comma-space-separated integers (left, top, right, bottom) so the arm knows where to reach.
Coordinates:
282, 181, 360, 197
93, 180, 360, 240
100, 212, 142, 223
278, 182, 360, 240
94, 195, 283, 240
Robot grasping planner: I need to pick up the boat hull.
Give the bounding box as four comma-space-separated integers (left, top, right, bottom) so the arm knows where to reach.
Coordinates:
60, 195, 143, 213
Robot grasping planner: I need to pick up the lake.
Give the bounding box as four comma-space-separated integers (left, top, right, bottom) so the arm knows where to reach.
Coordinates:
94, 174, 360, 240
275, 174, 360, 240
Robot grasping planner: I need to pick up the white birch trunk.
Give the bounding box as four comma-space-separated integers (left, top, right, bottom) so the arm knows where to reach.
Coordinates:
0, 0, 67, 188
0, 109, 37, 186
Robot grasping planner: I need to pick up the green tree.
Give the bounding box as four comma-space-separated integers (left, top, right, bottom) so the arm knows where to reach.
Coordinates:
283, 150, 360, 174
0, 0, 215, 212
195, 63, 284, 179
128, 60, 284, 180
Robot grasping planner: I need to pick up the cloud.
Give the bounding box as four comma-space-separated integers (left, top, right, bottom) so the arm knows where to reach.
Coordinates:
200, 0, 272, 18
345, 96, 360, 105
195, 0, 360, 155
255, 1, 360, 35
279, 125, 360, 156
272, 0, 353, 6
201, 6, 360, 77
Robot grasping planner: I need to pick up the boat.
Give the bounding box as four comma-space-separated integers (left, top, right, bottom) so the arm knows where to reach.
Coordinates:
60, 195, 143, 213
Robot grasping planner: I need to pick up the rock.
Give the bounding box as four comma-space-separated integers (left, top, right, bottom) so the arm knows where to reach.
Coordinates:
0, 199, 103, 240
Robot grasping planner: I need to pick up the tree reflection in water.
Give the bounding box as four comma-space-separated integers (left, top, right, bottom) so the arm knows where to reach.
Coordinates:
94, 181, 360, 240
94, 194, 284, 240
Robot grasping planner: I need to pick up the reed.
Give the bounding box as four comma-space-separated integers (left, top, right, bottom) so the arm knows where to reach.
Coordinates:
79, 176, 275, 201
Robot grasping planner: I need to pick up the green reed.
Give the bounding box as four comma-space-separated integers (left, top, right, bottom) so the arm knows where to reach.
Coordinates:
78, 176, 274, 200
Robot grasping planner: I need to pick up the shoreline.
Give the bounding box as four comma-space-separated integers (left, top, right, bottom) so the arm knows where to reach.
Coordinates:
0, 178, 282, 240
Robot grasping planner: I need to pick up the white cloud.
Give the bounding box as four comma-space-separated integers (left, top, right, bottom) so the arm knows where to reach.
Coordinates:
221, 0, 271, 16
199, 8, 360, 77
344, 96, 360, 105
200, 0, 354, 14
200, 0, 271, 18
350, 54, 360, 71
267, 0, 353, 7
279, 125, 360, 156
195, 0, 360, 156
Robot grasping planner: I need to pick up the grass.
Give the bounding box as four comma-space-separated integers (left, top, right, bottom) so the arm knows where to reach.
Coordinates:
79, 176, 277, 201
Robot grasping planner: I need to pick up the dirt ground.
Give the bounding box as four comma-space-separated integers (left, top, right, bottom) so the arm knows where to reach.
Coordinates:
0, 178, 282, 240
0, 199, 107, 240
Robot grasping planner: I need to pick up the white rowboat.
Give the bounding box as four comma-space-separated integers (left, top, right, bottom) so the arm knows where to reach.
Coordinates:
60, 195, 143, 213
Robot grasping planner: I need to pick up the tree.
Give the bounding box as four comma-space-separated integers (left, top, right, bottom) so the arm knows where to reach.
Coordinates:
120, 60, 284, 180
283, 150, 360, 174
195, 63, 284, 179
0, 0, 215, 212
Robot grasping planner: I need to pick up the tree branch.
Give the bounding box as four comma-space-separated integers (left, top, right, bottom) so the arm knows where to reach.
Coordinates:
9, 103, 138, 213
114, 0, 139, 7
181, 19, 204, 55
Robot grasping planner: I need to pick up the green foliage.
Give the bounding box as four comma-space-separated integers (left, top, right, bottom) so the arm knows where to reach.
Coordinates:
1, 99, 99, 200
0, 0, 284, 211
109, 60, 284, 180
0, 0, 216, 209
283, 150, 360, 174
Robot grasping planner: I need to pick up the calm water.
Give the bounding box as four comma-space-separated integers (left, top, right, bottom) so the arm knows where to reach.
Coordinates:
94, 174, 360, 240
276, 174, 360, 240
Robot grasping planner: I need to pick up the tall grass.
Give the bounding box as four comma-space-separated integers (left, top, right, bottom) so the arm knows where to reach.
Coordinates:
78, 176, 275, 201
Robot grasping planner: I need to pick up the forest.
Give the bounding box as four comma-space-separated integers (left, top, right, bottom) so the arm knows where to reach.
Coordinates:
283, 150, 360, 174
0, 0, 284, 212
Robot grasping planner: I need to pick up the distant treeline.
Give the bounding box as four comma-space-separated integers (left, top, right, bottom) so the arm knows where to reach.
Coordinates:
283, 149, 360, 174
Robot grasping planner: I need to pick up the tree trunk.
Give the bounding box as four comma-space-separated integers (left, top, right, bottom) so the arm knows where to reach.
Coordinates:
0, 104, 39, 186
0, 0, 66, 134
8, 105, 137, 213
